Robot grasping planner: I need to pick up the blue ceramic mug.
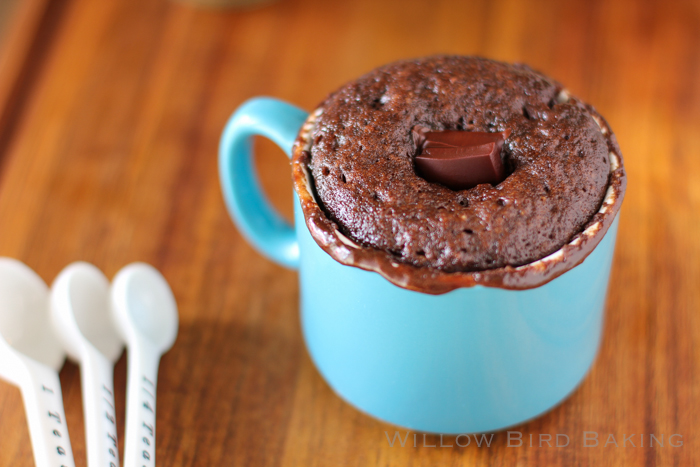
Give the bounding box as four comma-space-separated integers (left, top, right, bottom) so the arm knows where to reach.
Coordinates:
219, 97, 622, 434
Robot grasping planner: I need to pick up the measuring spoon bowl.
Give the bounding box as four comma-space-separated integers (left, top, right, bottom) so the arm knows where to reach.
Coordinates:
0, 258, 64, 371
111, 263, 178, 352
51, 262, 123, 362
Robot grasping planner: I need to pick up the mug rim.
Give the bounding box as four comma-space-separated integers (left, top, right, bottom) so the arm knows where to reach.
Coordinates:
291, 103, 627, 295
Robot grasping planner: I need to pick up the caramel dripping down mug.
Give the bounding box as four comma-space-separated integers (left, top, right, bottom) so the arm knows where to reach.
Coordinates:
219, 96, 623, 434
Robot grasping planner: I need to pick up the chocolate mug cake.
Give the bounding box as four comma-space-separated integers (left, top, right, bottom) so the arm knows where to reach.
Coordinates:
292, 56, 625, 293
219, 55, 626, 433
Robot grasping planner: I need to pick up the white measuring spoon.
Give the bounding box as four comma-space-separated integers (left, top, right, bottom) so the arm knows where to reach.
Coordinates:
110, 263, 178, 467
0, 258, 76, 467
51, 262, 124, 467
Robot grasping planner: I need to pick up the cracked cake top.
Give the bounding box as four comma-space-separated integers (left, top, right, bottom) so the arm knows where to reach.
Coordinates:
292, 56, 626, 293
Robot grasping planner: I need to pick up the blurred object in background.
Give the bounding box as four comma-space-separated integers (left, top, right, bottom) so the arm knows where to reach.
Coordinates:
173, 0, 277, 8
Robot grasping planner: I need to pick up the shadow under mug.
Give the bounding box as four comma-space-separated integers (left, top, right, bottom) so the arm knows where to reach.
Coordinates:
219, 97, 620, 434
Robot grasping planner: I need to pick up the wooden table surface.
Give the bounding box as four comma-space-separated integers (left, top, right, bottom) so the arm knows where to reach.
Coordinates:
0, 0, 698, 465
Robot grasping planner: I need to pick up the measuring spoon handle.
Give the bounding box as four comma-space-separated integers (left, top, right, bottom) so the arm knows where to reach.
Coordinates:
82, 347, 120, 467
123, 337, 161, 467
19, 356, 76, 467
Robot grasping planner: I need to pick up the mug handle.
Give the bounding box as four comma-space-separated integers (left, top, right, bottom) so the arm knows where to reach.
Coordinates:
219, 97, 309, 269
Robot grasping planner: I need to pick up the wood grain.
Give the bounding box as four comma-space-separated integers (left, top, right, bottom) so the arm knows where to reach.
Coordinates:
0, 0, 698, 465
